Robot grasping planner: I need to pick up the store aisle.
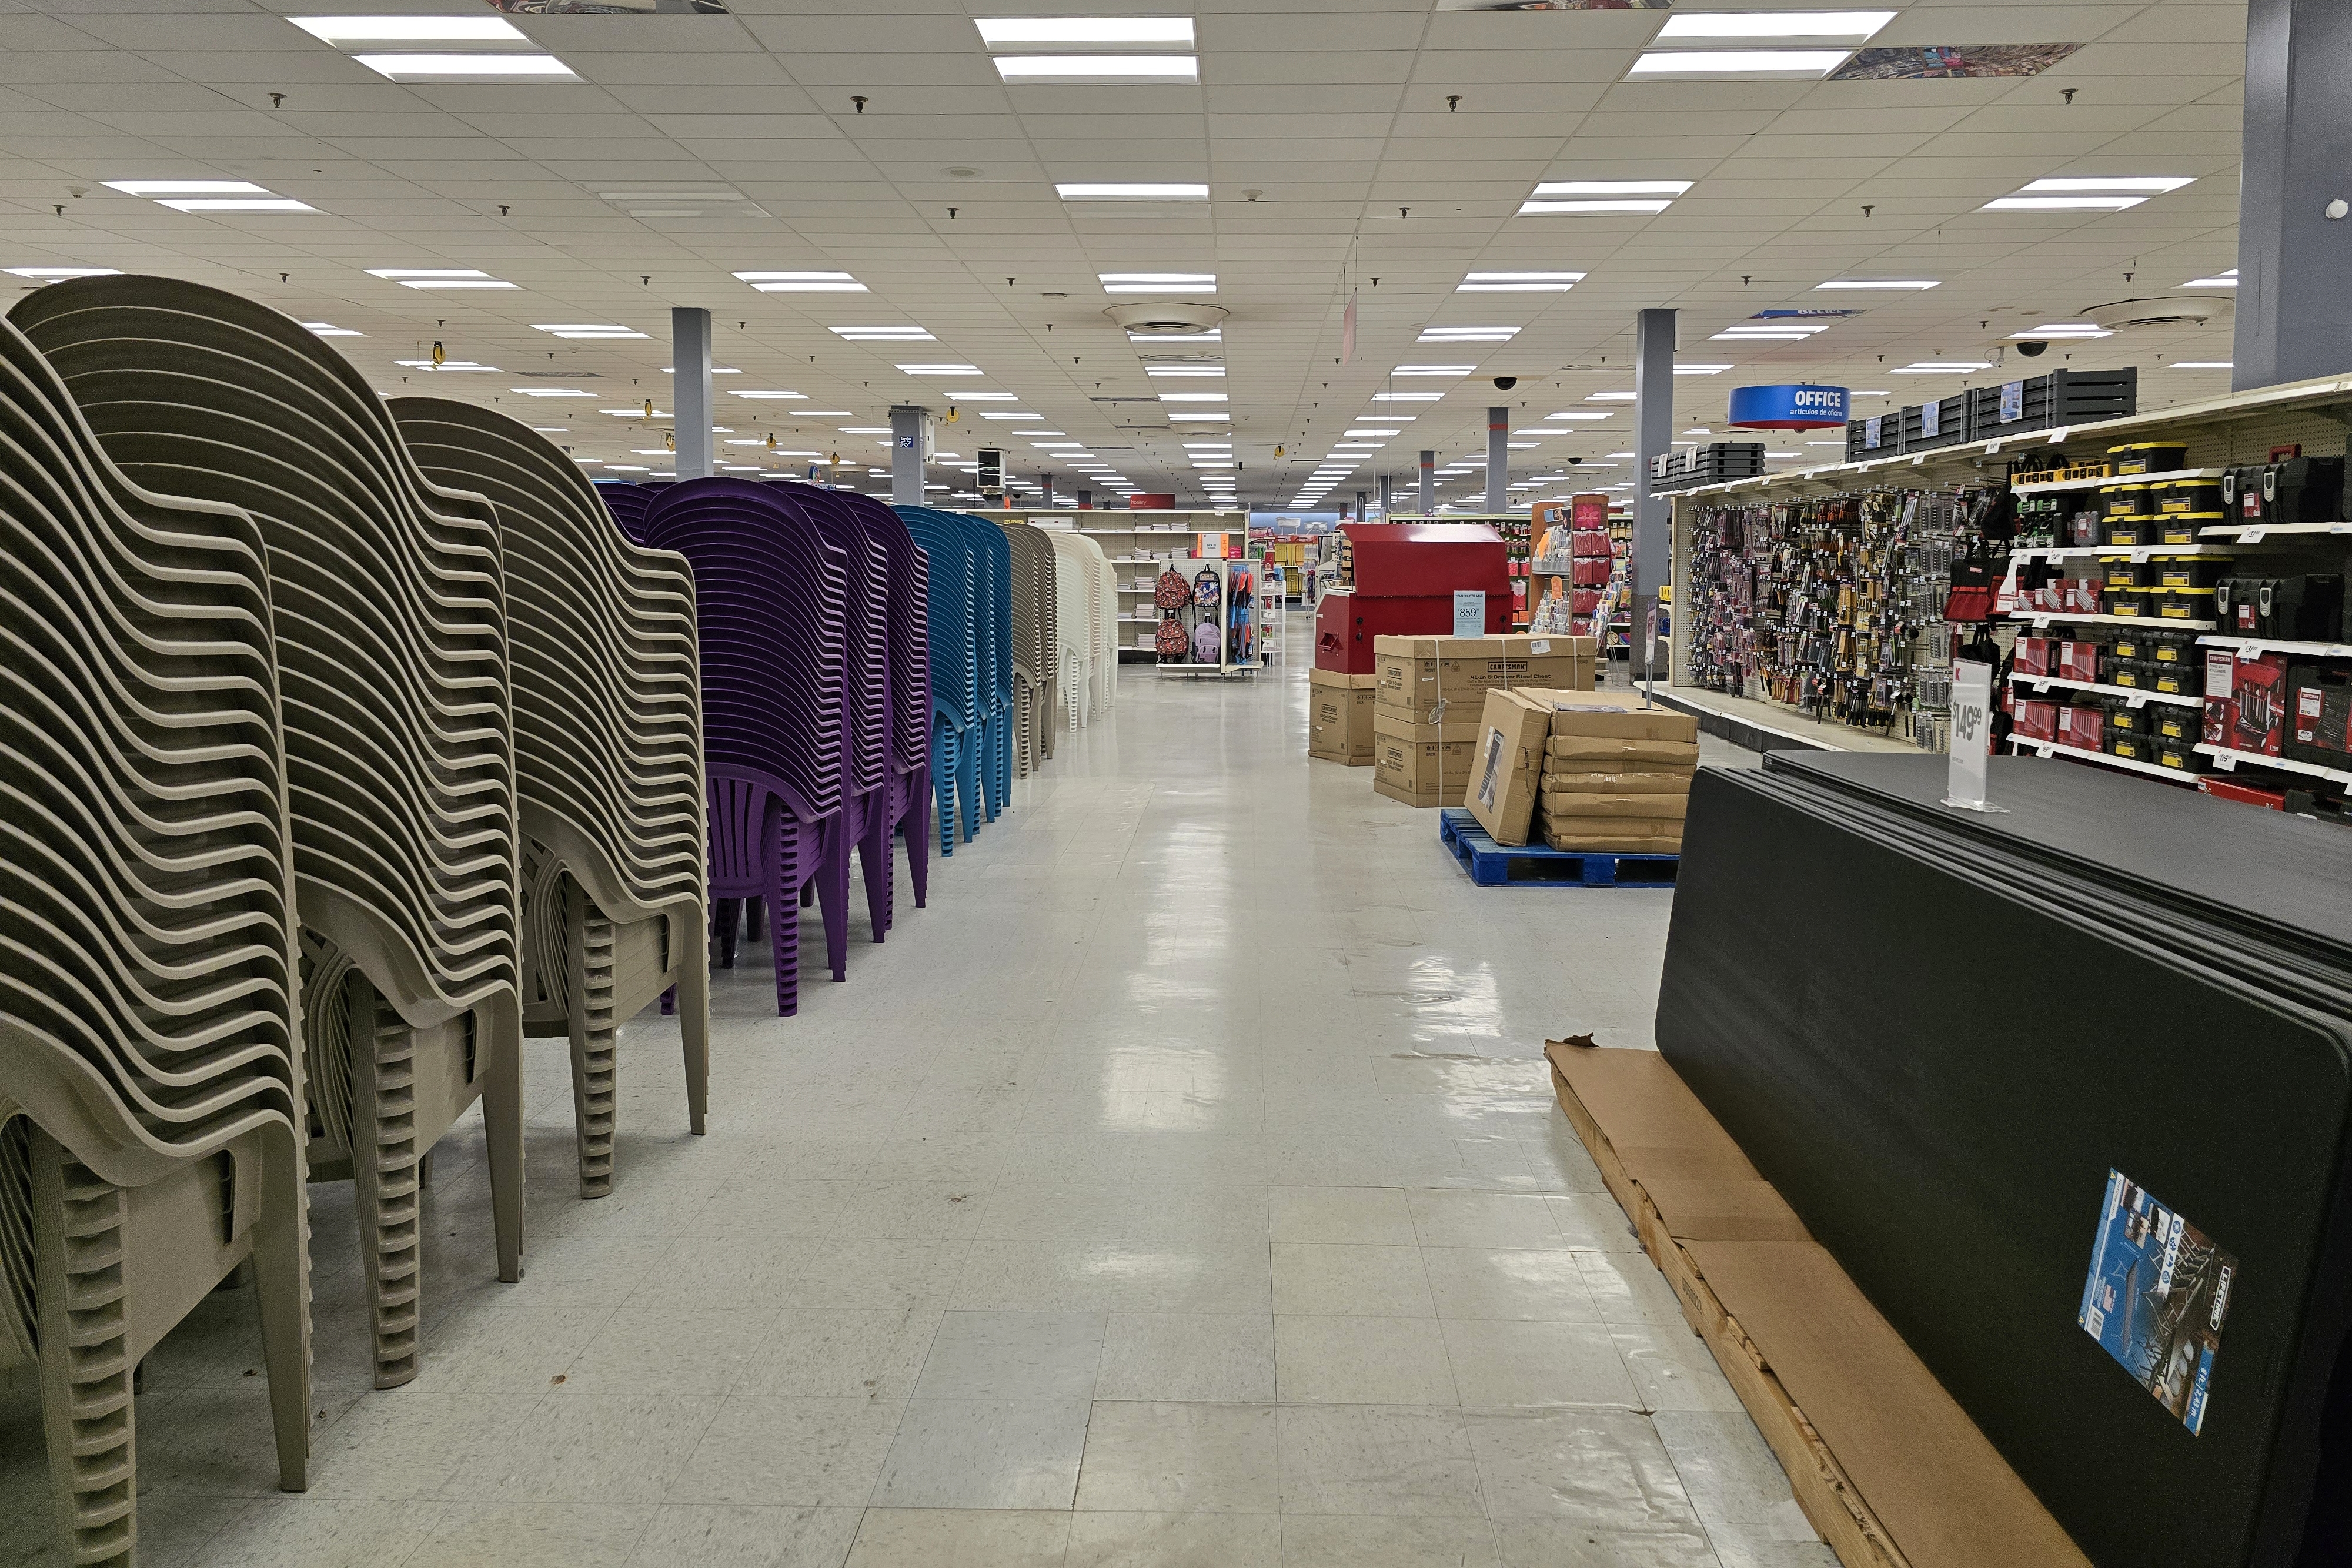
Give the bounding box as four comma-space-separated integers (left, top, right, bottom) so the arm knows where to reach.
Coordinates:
0, 636, 1815, 1568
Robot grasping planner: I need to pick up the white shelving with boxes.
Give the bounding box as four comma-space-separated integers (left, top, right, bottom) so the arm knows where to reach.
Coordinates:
1025, 511, 1251, 658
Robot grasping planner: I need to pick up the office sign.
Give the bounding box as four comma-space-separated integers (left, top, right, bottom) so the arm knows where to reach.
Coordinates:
1727, 383, 1850, 430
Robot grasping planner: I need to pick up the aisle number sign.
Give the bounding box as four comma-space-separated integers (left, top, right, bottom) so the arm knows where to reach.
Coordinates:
977, 447, 1003, 494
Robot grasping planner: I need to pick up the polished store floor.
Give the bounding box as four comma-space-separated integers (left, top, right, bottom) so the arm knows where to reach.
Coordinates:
0, 631, 1815, 1568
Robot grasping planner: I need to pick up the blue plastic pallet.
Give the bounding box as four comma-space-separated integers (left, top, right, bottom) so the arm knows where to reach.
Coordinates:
1437, 807, 1679, 889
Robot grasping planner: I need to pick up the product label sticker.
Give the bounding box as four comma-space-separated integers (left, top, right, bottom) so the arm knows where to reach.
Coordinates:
1474, 728, 1506, 810
2077, 1170, 2237, 1435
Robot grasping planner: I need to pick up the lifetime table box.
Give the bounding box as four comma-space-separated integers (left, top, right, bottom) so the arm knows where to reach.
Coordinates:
1372, 704, 1478, 807
1308, 668, 1379, 765
1372, 634, 1595, 720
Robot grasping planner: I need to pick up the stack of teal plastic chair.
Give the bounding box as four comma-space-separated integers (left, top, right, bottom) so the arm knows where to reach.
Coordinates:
898, 509, 982, 850
960, 513, 1016, 820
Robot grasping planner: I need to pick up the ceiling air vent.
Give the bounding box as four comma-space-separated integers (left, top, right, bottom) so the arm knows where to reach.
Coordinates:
1104, 302, 1229, 335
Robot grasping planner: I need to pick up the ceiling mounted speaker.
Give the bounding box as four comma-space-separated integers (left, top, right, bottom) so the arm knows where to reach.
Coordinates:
2078, 295, 2232, 333
1104, 302, 1229, 334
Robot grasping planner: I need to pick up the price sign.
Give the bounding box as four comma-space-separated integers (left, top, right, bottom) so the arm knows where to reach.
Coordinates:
1944, 658, 2006, 812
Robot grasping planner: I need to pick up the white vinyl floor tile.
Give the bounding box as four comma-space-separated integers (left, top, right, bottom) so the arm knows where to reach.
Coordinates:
2, 632, 1812, 1567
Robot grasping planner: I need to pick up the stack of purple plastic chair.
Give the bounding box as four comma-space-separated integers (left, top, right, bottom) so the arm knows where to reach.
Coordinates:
836, 492, 933, 926
594, 479, 653, 546
642, 479, 845, 1015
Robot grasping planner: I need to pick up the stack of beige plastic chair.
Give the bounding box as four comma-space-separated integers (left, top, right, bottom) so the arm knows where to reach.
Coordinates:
997, 520, 1060, 775
0, 318, 311, 1563
1047, 531, 1096, 731
16, 276, 526, 1392
1073, 534, 1118, 717
390, 397, 710, 1198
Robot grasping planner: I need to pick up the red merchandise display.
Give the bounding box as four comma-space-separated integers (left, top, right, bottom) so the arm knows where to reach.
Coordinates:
1314, 523, 1513, 673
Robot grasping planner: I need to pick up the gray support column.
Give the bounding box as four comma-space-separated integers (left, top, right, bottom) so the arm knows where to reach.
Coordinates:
670, 307, 713, 480
1631, 309, 1676, 608
889, 404, 926, 504
1419, 450, 1435, 511
1040, 474, 1054, 507
1485, 406, 1509, 512
1377, 473, 1391, 518
1356, 489, 1368, 522
1077, 489, 1092, 509
2234, 0, 2352, 391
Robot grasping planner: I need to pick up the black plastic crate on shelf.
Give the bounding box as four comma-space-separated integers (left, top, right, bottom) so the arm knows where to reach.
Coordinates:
1651, 443, 1766, 492
1846, 409, 1903, 460
1899, 393, 1973, 453
1969, 368, 2140, 439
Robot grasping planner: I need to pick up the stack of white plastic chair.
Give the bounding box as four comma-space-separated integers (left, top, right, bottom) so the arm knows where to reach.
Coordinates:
17, 276, 526, 1392
390, 397, 710, 1199
1082, 536, 1118, 716
1047, 531, 1096, 730
0, 317, 312, 1563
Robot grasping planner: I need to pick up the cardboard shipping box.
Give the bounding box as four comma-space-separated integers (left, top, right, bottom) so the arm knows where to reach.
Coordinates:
1463, 688, 1557, 847
1541, 700, 1702, 771
1539, 768, 1696, 795
1372, 706, 1478, 806
1308, 668, 1379, 765
1374, 634, 1598, 720
1539, 792, 1692, 821
1543, 819, 1686, 854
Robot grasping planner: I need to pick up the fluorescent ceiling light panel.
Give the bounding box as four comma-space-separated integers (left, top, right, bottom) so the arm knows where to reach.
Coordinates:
2023, 176, 2193, 193
1982, 195, 2147, 211
840, 426, 891, 434
1656, 9, 1893, 41
1535, 180, 1694, 198
976, 18, 1195, 46
353, 53, 577, 78
734, 271, 866, 292
1521, 199, 1672, 214
291, 15, 529, 44
602, 408, 670, 417
1675, 364, 1733, 375
1375, 392, 1443, 402
1817, 279, 1940, 290
2183, 270, 2238, 287
1418, 327, 1517, 342
2171, 362, 2233, 369
1147, 365, 1224, 376
104, 179, 270, 196
831, 326, 933, 339
1392, 365, 1474, 376
1058, 183, 1208, 201
513, 387, 594, 396
981, 412, 1042, 419
1345, 429, 1403, 436
730, 390, 807, 400
161, 196, 316, 213
534, 323, 646, 339
956, 392, 1019, 401
1169, 412, 1230, 420
2011, 323, 2112, 338
1588, 392, 1636, 401
1158, 392, 1227, 401
1546, 412, 1611, 420
1459, 270, 1583, 292
1893, 361, 1993, 373
897, 363, 983, 374
5, 265, 123, 278
1100, 273, 1215, 294
1131, 328, 1219, 342
995, 56, 1197, 81
1628, 51, 1852, 77
393, 358, 494, 371
303, 322, 360, 336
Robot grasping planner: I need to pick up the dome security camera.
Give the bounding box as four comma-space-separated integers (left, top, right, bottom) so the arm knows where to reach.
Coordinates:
1568, 456, 1583, 466
1492, 375, 1518, 390
2015, 340, 2050, 357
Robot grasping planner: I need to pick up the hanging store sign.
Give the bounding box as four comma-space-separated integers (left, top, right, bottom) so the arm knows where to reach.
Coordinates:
1728, 383, 1849, 430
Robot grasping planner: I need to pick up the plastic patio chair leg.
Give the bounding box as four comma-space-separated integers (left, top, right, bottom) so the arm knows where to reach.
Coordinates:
934, 745, 956, 857
349, 985, 424, 1388
771, 829, 801, 1016
565, 881, 619, 1199
815, 821, 851, 982
714, 897, 740, 968
907, 765, 932, 907
960, 740, 983, 842
31, 1131, 138, 1568
747, 895, 767, 941
481, 999, 527, 1286
859, 804, 893, 941
252, 1124, 313, 1492
676, 913, 711, 1135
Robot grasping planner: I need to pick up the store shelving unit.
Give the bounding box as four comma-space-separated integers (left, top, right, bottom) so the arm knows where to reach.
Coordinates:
1027, 511, 1250, 658
2003, 734, 2188, 781
2195, 743, 2352, 784
2009, 466, 2227, 496
2002, 609, 2216, 631
2200, 633, 2352, 660
2004, 673, 2201, 708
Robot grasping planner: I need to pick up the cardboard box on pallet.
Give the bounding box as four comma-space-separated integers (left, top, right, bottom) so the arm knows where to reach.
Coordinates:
1544, 820, 1685, 854
1537, 700, 1699, 857
1308, 668, 1379, 765
1536, 791, 1691, 821
1373, 634, 1597, 722
1372, 705, 1480, 807
1463, 688, 1557, 845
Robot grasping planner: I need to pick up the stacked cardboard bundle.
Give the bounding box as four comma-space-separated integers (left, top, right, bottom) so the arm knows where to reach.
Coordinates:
1308, 668, 1378, 764
1367, 634, 1596, 806
1540, 702, 1700, 853
1463, 686, 1699, 852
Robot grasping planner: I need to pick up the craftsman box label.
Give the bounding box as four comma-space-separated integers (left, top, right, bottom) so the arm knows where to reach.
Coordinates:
2077, 1170, 2237, 1435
